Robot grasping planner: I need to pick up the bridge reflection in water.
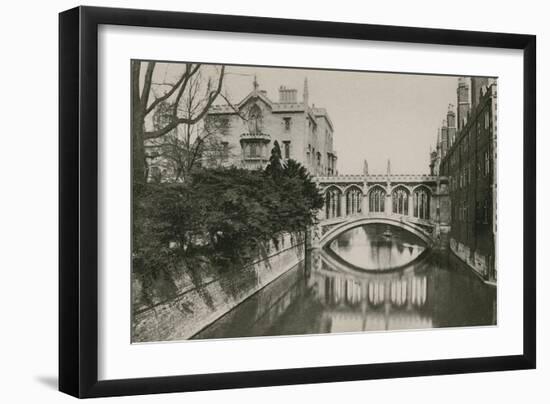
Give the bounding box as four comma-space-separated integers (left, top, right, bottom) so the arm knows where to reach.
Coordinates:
327, 224, 427, 271
193, 224, 496, 340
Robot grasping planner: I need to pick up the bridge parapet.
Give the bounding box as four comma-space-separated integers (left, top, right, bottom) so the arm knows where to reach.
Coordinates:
314, 174, 447, 184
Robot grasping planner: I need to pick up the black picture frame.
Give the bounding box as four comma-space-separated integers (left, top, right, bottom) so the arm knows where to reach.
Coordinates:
59, 6, 536, 398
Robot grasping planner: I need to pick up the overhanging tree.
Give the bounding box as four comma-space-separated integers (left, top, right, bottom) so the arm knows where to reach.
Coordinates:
131, 61, 226, 183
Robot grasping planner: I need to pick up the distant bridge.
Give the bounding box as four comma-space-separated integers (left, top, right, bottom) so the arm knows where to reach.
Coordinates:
311, 173, 450, 248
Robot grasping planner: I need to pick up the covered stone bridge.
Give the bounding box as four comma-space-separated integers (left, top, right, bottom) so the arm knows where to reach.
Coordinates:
310, 173, 450, 248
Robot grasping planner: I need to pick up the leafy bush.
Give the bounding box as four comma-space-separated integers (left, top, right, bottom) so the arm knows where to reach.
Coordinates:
132, 154, 323, 305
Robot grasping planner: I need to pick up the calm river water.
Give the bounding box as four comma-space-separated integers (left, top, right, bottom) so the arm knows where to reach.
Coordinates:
194, 224, 496, 340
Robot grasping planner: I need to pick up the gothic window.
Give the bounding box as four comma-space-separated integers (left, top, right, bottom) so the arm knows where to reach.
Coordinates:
392, 187, 409, 216
413, 187, 430, 220
345, 187, 363, 216
325, 187, 342, 219
485, 150, 490, 176
369, 187, 386, 213
484, 110, 490, 129
243, 142, 264, 159
247, 104, 263, 134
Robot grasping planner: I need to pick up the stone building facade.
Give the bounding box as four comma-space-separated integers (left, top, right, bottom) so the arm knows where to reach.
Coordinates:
206, 78, 337, 176
432, 77, 498, 282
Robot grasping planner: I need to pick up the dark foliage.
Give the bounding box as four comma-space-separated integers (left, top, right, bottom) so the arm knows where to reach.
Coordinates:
132, 157, 323, 306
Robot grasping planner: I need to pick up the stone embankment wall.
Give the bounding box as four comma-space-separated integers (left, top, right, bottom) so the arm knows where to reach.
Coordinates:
449, 237, 494, 282
133, 232, 305, 342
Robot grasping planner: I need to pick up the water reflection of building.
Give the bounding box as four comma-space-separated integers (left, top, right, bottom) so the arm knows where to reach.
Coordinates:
308, 252, 433, 333
196, 244, 496, 339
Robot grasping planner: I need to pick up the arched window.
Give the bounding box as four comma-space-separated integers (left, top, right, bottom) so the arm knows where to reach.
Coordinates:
413, 187, 431, 220
345, 186, 363, 216
392, 186, 409, 215
325, 187, 342, 219
247, 104, 263, 134
369, 187, 386, 213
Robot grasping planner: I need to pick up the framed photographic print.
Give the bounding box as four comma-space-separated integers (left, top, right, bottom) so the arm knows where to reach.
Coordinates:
59, 6, 536, 398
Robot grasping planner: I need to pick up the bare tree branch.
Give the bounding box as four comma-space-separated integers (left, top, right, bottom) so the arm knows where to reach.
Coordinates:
140, 62, 156, 107
143, 65, 225, 141
145, 73, 187, 115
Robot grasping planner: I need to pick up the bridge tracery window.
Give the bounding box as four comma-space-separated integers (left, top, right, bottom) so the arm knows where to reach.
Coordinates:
345, 186, 363, 216
392, 187, 409, 216
368, 187, 386, 213
325, 187, 342, 219
413, 187, 431, 220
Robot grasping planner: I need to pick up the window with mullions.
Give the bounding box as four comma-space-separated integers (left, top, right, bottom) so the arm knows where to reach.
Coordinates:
392, 187, 409, 216
369, 187, 386, 213
413, 187, 430, 220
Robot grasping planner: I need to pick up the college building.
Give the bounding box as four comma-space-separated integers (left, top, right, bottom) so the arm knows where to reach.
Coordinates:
431, 77, 498, 282
206, 78, 337, 175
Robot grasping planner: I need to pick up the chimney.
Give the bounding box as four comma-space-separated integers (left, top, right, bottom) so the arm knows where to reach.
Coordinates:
279, 85, 297, 103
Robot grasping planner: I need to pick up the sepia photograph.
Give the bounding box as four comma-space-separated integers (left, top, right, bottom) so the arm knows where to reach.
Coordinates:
131, 60, 497, 343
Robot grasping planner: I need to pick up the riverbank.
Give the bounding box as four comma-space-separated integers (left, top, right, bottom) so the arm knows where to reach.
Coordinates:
132, 232, 305, 342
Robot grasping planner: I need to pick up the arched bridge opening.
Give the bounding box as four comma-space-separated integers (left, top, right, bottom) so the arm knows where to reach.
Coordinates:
318, 215, 434, 249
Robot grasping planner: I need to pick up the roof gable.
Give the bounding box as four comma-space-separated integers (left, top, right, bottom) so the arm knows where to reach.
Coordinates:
237, 90, 273, 111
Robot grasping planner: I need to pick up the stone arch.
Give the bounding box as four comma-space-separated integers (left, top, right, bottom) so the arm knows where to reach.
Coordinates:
412, 184, 432, 193
390, 184, 413, 194
368, 184, 387, 213
321, 184, 345, 195
319, 216, 433, 248
343, 184, 363, 194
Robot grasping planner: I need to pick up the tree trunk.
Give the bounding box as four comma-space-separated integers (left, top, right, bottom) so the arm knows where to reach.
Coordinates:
133, 110, 147, 184
132, 60, 147, 184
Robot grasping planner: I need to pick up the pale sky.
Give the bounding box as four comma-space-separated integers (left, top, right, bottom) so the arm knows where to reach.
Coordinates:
148, 62, 459, 175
